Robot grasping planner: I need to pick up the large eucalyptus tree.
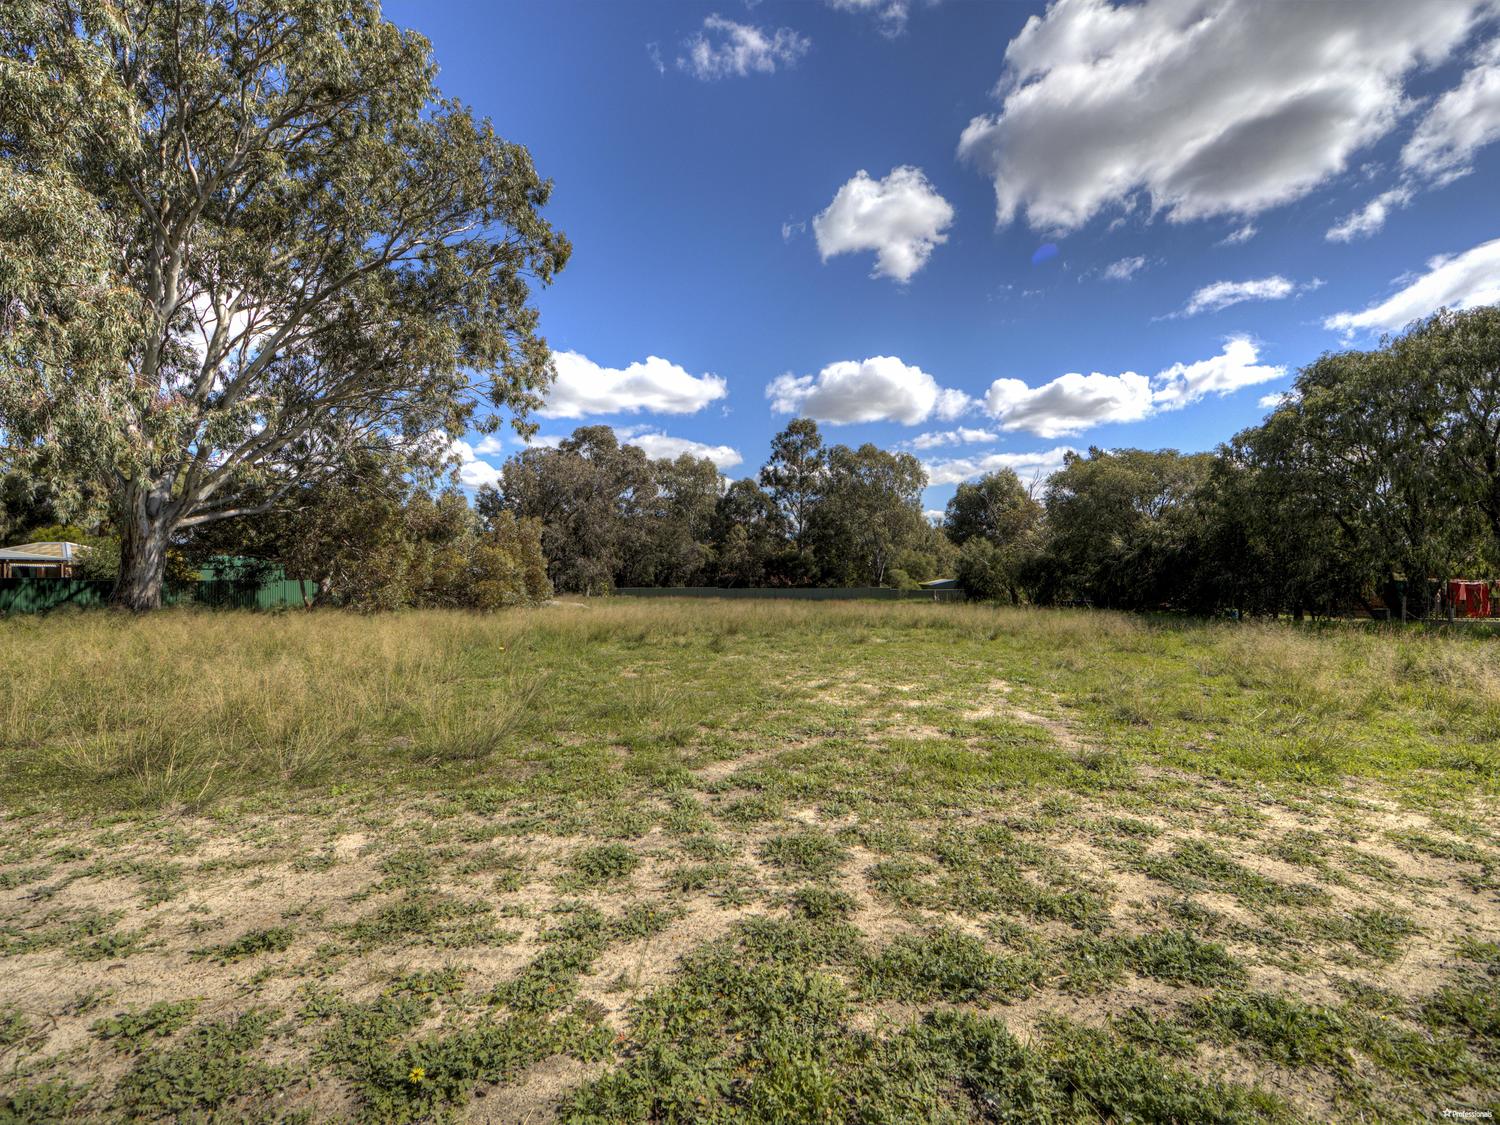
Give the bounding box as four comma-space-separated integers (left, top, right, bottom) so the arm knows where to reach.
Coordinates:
0, 0, 568, 607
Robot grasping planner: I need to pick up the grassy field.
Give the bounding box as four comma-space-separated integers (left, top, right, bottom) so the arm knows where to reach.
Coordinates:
0, 600, 1496, 1123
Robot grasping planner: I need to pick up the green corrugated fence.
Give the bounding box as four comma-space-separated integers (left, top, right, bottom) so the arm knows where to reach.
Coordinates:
615, 586, 965, 602
0, 577, 316, 614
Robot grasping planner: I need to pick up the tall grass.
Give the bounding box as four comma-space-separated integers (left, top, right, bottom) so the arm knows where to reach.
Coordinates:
1, 601, 1495, 811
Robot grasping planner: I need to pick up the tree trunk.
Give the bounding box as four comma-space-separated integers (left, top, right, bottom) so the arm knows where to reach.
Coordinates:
113, 486, 174, 611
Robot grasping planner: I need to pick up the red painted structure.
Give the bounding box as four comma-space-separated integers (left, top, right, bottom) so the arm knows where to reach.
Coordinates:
1445, 580, 1493, 618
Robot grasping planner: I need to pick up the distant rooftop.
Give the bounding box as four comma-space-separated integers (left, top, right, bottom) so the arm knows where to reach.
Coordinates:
0, 541, 91, 562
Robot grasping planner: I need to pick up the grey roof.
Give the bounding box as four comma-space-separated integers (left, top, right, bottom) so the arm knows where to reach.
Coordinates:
0, 541, 91, 562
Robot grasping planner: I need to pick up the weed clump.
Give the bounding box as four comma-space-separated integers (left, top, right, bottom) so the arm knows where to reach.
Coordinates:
92, 999, 201, 1052
760, 830, 848, 879
191, 926, 296, 964
114, 1008, 289, 1119
861, 928, 1044, 1002
564, 844, 639, 888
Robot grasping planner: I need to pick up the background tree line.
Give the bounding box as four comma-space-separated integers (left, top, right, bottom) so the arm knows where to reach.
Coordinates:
3, 305, 1497, 615
955, 307, 1500, 618
476, 420, 952, 594
5, 304, 1498, 615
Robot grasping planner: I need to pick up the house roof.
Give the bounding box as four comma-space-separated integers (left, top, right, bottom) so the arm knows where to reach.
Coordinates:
0, 541, 91, 562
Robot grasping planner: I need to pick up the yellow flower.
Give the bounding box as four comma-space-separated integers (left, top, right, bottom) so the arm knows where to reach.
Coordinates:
408, 1066, 425, 1084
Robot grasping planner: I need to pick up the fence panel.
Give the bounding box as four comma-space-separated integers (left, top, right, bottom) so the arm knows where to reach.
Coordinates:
0, 577, 316, 614
614, 586, 964, 602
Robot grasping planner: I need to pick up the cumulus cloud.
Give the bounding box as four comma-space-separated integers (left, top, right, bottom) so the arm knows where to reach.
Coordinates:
1325, 187, 1415, 242
678, 15, 810, 80
957, 0, 1488, 232
1402, 37, 1500, 183
1257, 391, 1291, 409
923, 446, 1078, 487
1150, 336, 1286, 410
985, 371, 1155, 438
813, 167, 955, 282
908, 427, 1000, 451
1324, 236, 1500, 334
449, 438, 503, 488
983, 338, 1283, 437
543, 351, 728, 419
1178, 275, 1303, 316
767, 355, 973, 425
1100, 255, 1147, 281
615, 427, 744, 470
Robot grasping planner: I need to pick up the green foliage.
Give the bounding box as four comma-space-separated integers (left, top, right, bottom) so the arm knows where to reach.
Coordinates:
345, 893, 511, 950
114, 1008, 289, 1119
0, 0, 568, 609
0, 1005, 30, 1048
191, 926, 296, 964
759, 830, 848, 879
759, 417, 826, 555
0, 1078, 85, 1123
947, 471, 1028, 544
957, 535, 1027, 604
311, 968, 610, 1124
202, 469, 553, 611
861, 928, 1044, 1002
808, 442, 929, 587
565, 843, 639, 887
490, 427, 659, 595
1039, 446, 1219, 609
91, 1000, 201, 1052
787, 885, 857, 920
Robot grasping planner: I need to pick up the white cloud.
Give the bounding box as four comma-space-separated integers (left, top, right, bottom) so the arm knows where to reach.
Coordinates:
908, 427, 1000, 450
543, 351, 728, 419
1402, 37, 1500, 182
767, 355, 973, 425
1150, 336, 1285, 410
983, 338, 1284, 437
1178, 275, 1309, 316
615, 427, 743, 469
957, 0, 1488, 232
449, 439, 503, 488
1325, 187, 1415, 242
813, 167, 955, 282
1324, 236, 1500, 334
1257, 391, 1290, 409
1217, 224, 1258, 246
472, 434, 504, 456
923, 446, 1078, 487
985, 371, 1155, 438
1100, 255, 1147, 281
826, 0, 910, 37
1324, 39, 1500, 243
678, 15, 810, 80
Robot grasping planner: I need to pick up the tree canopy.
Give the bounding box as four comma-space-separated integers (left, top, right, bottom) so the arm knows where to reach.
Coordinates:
0, 0, 568, 607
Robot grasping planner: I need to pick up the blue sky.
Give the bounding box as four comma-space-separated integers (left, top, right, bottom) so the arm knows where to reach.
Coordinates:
387, 0, 1500, 511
